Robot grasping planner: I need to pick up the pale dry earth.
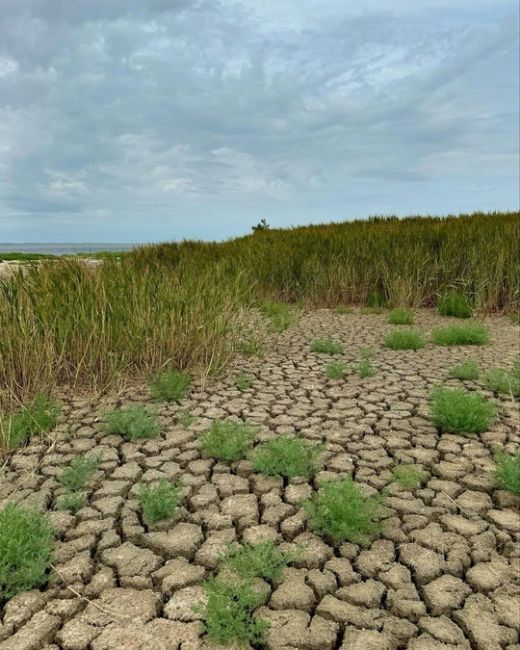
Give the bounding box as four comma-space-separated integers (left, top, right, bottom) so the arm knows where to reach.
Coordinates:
0, 309, 519, 650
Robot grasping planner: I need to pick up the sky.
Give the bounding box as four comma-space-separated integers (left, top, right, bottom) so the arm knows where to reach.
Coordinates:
0, 0, 518, 243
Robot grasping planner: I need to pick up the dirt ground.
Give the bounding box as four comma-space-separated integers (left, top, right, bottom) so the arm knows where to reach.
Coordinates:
0, 309, 519, 650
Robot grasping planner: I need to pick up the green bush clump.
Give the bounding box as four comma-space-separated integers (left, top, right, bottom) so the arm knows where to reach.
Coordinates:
104, 405, 161, 440
392, 464, 427, 490
449, 359, 480, 380
432, 322, 489, 346
149, 369, 191, 401
235, 374, 253, 391
358, 359, 377, 378
259, 302, 295, 332
56, 492, 86, 515
495, 450, 520, 495
221, 542, 290, 581
250, 436, 323, 479
325, 362, 348, 379
58, 454, 100, 492
431, 387, 497, 434
437, 290, 473, 318
200, 420, 257, 462
1, 394, 61, 450
0, 504, 54, 599
385, 330, 425, 350
304, 478, 382, 544
366, 289, 386, 308
311, 338, 344, 355
138, 480, 181, 522
175, 409, 195, 427
238, 338, 263, 356
483, 360, 520, 397
388, 308, 415, 325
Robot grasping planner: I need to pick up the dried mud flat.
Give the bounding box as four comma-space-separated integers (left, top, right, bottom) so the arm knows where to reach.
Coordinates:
0, 309, 519, 650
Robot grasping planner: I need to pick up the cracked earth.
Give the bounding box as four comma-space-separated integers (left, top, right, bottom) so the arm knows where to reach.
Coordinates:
0, 309, 519, 650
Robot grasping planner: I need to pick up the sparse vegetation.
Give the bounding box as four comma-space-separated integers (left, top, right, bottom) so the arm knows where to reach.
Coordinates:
431, 387, 497, 434
325, 361, 348, 379
221, 542, 290, 581
437, 290, 473, 318
238, 337, 263, 357
104, 405, 161, 440
432, 322, 489, 346
58, 454, 100, 492
0, 504, 54, 600
175, 409, 196, 427
311, 338, 344, 355
392, 464, 428, 490
483, 359, 520, 397
385, 330, 425, 350
449, 359, 480, 380
0, 394, 61, 452
334, 305, 353, 314
388, 308, 414, 325
366, 289, 386, 308
259, 301, 295, 332
56, 492, 86, 515
200, 419, 257, 461
138, 480, 181, 522
250, 436, 323, 478
235, 374, 253, 391
358, 359, 377, 378
494, 450, 520, 495
304, 478, 382, 545
149, 368, 191, 402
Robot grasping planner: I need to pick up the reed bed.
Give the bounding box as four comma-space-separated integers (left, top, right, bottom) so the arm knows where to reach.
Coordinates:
0, 211, 518, 408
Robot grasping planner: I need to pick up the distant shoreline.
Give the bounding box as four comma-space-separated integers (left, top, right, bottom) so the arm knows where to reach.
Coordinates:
0, 243, 137, 256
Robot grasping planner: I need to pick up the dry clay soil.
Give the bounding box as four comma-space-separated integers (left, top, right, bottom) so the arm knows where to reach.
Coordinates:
0, 309, 519, 650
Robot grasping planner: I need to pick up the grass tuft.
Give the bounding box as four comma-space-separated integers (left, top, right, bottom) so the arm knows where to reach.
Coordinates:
250, 436, 323, 479
238, 338, 263, 357
311, 338, 344, 355
0, 394, 61, 451
259, 302, 295, 332
392, 464, 427, 490
58, 454, 100, 492
432, 322, 489, 346
388, 308, 415, 325
437, 290, 473, 318
304, 478, 382, 545
175, 409, 196, 427
104, 405, 161, 440
149, 369, 191, 402
325, 362, 348, 379
56, 492, 86, 515
0, 504, 54, 600
200, 420, 257, 462
221, 542, 290, 582
385, 330, 425, 350
494, 450, 520, 495
483, 360, 520, 397
334, 305, 353, 314
431, 387, 497, 434
235, 374, 253, 391
138, 480, 181, 522
449, 359, 480, 380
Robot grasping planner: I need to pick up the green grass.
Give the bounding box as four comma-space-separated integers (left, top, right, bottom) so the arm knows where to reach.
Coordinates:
494, 450, 520, 495
235, 374, 253, 391
259, 302, 295, 332
449, 359, 481, 380
392, 465, 428, 490
0, 394, 61, 454
325, 362, 348, 379
388, 308, 415, 325
304, 478, 382, 545
432, 322, 489, 346
237, 338, 263, 357
56, 492, 86, 515
0, 252, 57, 261
366, 289, 386, 308
58, 454, 100, 492
0, 504, 54, 600
149, 369, 191, 402
201, 577, 269, 646
175, 409, 196, 427
511, 313, 520, 324
483, 360, 520, 397
334, 305, 353, 314
104, 405, 161, 440
221, 542, 290, 581
138, 480, 181, 522
250, 436, 323, 479
358, 359, 377, 378
437, 290, 474, 318
311, 338, 344, 355
385, 330, 425, 350
431, 387, 498, 434
200, 420, 257, 462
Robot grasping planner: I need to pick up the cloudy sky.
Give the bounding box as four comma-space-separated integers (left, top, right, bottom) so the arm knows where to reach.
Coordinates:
0, 0, 518, 243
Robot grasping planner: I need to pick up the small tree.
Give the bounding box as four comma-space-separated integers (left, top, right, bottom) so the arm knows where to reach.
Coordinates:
252, 219, 270, 232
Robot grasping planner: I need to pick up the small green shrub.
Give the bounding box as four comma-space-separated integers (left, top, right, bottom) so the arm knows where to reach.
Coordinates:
392, 465, 427, 490
437, 290, 473, 318
201, 577, 269, 646
0, 504, 54, 599
149, 369, 191, 401
238, 338, 263, 356
511, 313, 520, 324
260, 302, 295, 332
221, 542, 290, 581
138, 480, 181, 522
1, 394, 61, 450
311, 338, 344, 355
104, 405, 161, 441
385, 330, 425, 350
58, 454, 100, 492
388, 308, 414, 325
432, 322, 489, 346
235, 374, 253, 391
495, 450, 520, 495
325, 362, 348, 379
176, 409, 196, 427
304, 478, 382, 544
431, 387, 497, 434
358, 359, 377, 378
483, 362, 520, 397
200, 420, 257, 462
56, 492, 86, 515
250, 436, 323, 479
334, 305, 353, 314
449, 359, 480, 380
